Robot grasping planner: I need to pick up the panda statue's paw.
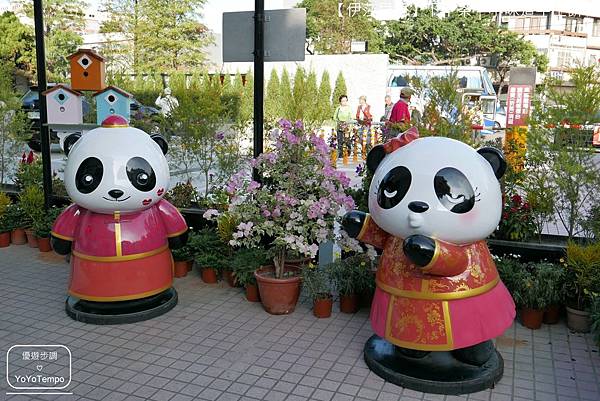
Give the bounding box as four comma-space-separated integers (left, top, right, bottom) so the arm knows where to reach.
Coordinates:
402, 235, 436, 267
341, 211, 367, 238
51, 236, 72, 255
168, 230, 189, 250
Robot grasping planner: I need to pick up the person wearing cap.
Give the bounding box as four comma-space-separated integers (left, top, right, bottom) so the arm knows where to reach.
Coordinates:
155, 87, 179, 117
333, 94, 353, 155
389, 87, 413, 125
356, 95, 373, 149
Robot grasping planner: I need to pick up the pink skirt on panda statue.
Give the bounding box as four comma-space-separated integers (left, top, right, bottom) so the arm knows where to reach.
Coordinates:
369, 281, 515, 351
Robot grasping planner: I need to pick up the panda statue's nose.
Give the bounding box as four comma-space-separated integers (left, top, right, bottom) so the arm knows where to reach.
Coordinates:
108, 189, 124, 199
408, 201, 429, 213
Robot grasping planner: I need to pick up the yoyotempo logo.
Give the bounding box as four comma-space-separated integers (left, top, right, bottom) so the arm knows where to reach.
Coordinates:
6, 345, 71, 393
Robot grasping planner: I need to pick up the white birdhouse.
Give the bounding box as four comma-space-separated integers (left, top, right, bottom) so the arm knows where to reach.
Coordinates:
43, 85, 84, 125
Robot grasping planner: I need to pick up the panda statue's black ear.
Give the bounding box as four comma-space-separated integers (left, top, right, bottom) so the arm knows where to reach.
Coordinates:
366, 145, 386, 173
478, 147, 507, 179
63, 133, 81, 156
151, 134, 168, 155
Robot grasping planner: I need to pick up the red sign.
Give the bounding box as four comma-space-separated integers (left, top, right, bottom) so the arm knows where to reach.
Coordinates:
506, 84, 532, 127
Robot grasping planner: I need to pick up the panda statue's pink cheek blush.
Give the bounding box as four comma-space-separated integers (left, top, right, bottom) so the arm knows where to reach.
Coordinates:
142, 199, 152, 206
157, 188, 164, 196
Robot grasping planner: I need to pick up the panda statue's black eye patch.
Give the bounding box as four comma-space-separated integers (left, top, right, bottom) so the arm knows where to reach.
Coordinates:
75, 157, 103, 194
377, 166, 412, 209
434, 167, 475, 214
126, 157, 156, 192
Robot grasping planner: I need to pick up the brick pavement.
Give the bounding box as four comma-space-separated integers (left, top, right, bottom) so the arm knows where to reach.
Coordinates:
1, 245, 599, 401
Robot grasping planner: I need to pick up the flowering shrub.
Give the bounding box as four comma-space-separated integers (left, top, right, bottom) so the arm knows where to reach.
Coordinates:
220, 119, 355, 278
495, 193, 536, 241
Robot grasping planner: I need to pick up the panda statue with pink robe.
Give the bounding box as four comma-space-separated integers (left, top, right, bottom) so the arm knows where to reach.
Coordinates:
342, 127, 515, 394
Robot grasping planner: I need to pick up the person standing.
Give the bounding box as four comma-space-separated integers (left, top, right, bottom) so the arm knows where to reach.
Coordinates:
155, 87, 179, 117
389, 87, 413, 125
356, 95, 373, 148
333, 95, 353, 155
381, 95, 394, 123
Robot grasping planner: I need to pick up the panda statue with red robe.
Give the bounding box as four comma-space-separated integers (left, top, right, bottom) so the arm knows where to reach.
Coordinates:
51, 115, 187, 324
342, 127, 515, 394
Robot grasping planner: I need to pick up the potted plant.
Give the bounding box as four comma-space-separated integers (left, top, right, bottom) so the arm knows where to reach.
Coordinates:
354, 253, 377, 308
226, 119, 355, 314
564, 241, 600, 332
33, 206, 64, 252
231, 247, 269, 302
513, 267, 547, 330
165, 181, 200, 208
5, 203, 27, 245
327, 256, 360, 313
495, 255, 525, 297
302, 263, 333, 318
18, 186, 44, 247
591, 296, 600, 346
537, 262, 565, 324
215, 212, 240, 287
0, 192, 11, 247
193, 228, 227, 284
171, 231, 195, 278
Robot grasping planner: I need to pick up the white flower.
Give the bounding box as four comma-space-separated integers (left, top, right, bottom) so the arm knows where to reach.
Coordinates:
366, 245, 378, 261
202, 209, 220, 220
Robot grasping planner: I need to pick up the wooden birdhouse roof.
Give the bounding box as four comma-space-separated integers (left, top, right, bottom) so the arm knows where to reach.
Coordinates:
92, 86, 133, 99
67, 49, 105, 62
42, 84, 83, 97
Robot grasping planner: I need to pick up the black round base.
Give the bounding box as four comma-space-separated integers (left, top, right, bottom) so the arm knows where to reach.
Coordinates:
65, 288, 178, 325
364, 335, 503, 395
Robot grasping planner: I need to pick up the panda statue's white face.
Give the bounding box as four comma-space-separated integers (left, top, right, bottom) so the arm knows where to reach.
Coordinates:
64, 126, 170, 214
368, 136, 503, 245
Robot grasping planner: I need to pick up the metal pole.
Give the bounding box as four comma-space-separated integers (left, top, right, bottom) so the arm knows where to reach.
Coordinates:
253, 0, 265, 181
33, 0, 52, 209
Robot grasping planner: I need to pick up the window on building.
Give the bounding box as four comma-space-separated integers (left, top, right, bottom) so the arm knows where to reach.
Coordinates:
565, 17, 583, 32
515, 17, 526, 31
529, 16, 546, 31
557, 51, 572, 68
593, 19, 600, 37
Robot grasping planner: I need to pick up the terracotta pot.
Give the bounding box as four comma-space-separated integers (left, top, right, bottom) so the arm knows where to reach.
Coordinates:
543, 304, 561, 324
0, 232, 10, 248
340, 293, 359, 314
186, 260, 193, 272
223, 270, 236, 287
11, 228, 26, 245
245, 283, 260, 302
313, 297, 333, 318
254, 265, 301, 315
37, 237, 52, 252
201, 267, 218, 284
173, 261, 189, 278
521, 308, 544, 329
566, 306, 590, 333
25, 229, 38, 248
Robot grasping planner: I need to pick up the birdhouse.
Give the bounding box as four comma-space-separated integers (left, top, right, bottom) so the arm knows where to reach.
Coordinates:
92, 86, 133, 124
42, 85, 84, 125
68, 49, 106, 92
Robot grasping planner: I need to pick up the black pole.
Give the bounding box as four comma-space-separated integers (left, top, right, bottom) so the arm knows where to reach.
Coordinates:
33, 0, 52, 209
253, 0, 264, 181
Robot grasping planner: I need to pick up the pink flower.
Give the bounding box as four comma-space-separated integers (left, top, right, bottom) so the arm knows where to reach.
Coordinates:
202, 209, 220, 220
248, 180, 261, 192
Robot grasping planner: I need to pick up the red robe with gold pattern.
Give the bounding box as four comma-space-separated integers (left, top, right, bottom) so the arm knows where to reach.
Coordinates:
358, 215, 515, 351
52, 199, 187, 302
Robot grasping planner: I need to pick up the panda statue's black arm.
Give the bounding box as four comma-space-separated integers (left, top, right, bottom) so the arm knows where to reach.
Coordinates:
403, 234, 436, 267
51, 236, 72, 255
168, 230, 189, 250
341, 211, 368, 238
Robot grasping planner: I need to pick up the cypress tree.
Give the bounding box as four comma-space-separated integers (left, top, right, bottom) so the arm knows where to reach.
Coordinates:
279, 67, 293, 120
332, 71, 347, 109
292, 67, 306, 121
265, 69, 282, 123
318, 70, 333, 123
304, 69, 318, 126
